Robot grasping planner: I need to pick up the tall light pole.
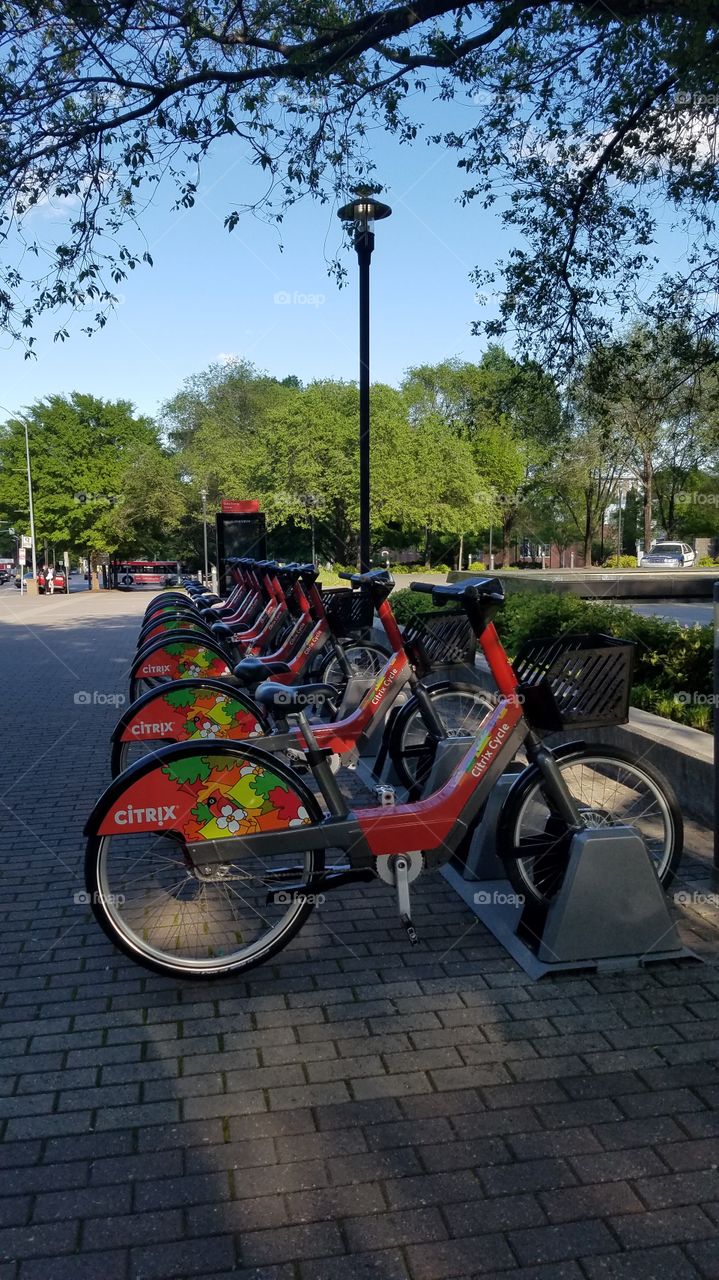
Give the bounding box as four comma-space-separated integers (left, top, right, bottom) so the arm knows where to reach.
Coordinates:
302, 493, 322, 565
200, 488, 209, 583
24, 420, 38, 583
616, 482, 625, 566
338, 190, 392, 573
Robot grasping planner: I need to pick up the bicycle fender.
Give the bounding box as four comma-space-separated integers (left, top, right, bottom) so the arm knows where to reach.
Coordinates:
85, 740, 316, 839
113, 678, 267, 744
131, 634, 231, 682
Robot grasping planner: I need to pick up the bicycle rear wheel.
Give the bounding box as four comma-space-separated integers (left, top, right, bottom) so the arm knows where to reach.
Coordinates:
85, 761, 324, 978
498, 745, 683, 906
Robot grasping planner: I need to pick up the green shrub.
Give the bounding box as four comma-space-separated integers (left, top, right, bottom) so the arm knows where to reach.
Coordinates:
602, 554, 638, 568
698, 555, 719, 567
466, 561, 487, 572
390, 587, 437, 623
430, 562, 452, 573
631, 684, 712, 733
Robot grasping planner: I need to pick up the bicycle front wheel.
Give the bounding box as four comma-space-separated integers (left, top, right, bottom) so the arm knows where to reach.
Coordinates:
320, 642, 388, 687
388, 681, 496, 795
498, 745, 683, 906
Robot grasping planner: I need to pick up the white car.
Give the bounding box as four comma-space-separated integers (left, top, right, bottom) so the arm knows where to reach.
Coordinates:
640, 542, 696, 568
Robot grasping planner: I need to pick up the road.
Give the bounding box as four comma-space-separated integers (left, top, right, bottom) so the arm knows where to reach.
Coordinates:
625, 600, 713, 627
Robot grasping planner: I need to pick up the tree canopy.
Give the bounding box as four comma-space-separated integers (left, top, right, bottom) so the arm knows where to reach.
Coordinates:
1, 1, 719, 366
0, 392, 179, 556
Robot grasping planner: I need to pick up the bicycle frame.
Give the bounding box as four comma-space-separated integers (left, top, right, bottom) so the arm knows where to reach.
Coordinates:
88, 687, 529, 879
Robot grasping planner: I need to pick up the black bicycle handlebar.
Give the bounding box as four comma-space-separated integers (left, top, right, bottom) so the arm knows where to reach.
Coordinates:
409, 581, 435, 594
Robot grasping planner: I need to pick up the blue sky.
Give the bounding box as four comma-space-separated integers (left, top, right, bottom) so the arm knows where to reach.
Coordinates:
0, 89, 682, 423
0, 88, 519, 421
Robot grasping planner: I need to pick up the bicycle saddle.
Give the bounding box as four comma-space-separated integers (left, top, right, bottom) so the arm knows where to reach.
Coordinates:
254, 681, 338, 715
412, 577, 504, 603
232, 656, 292, 685
339, 567, 394, 604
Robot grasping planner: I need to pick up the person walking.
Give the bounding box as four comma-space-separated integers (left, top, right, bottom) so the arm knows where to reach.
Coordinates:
46, 564, 55, 596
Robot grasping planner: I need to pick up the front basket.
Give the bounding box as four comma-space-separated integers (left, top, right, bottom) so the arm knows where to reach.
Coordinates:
402, 609, 477, 674
512, 632, 635, 729
320, 587, 375, 634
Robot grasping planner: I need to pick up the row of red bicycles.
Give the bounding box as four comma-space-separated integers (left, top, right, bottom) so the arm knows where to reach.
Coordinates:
84, 560, 683, 978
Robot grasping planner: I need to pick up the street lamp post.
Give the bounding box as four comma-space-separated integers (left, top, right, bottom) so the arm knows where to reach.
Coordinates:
301, 493, 322, 566
338, 190, 392, 573
200, 489, 209, 584
24, 419, 38, 584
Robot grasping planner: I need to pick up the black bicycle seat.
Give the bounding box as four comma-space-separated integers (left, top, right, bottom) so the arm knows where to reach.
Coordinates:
232, 657, 292, 685
416, 578, 505, 604
338, 567, 394, 604
254, 682, 338, 715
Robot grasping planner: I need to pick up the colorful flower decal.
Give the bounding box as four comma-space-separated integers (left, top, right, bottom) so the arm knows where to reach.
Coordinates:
123, 685, 263, 746
103, 750, 312, 840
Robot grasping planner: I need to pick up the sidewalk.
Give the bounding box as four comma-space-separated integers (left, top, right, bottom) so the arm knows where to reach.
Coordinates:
0, 588, 718, 1280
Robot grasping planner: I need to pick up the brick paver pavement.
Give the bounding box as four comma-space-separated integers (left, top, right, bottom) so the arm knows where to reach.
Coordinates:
1, 585, 718, 1280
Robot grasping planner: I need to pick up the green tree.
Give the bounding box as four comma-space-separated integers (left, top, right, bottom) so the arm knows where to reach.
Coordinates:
402, 348, 562, 560
582, 326, 719, 551
0, 393, 170, 558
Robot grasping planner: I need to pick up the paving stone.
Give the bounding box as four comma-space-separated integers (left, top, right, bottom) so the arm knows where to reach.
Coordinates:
131, 1235, 236, 1277
582, 1244, 704, 1279
404, 1232, 515, 1278
443, 1193, 546, 1236
569, 1148, 668, 1184
240, 1221, 345, 1266
609, 1204, 716, 1248
633, 1169, 719, 1210
539, 1181, 644, 1222
19, 1250, 129, 1280
299, 1249, 410, 1280
508, 1218, 619, 1265
481, 1157, 578, 1197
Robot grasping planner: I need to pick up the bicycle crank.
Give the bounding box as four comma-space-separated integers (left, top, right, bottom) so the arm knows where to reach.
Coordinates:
376, 851, 424, 944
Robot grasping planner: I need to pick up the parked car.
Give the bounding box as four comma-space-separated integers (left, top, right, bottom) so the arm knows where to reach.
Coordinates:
14, 568, 68, 592
640, 542, 696, 568
15, 572, 34, 589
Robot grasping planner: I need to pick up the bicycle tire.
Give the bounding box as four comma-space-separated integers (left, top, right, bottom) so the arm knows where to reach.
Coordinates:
497, 743, 684, 906
85, 747, 324, 978
319, 641, 388, 688
388, 681, 496, 796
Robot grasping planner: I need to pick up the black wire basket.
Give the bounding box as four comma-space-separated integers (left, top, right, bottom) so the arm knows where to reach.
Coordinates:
320, 588, 375, 634
512, 632, 635, 730
402, 608, 477, 674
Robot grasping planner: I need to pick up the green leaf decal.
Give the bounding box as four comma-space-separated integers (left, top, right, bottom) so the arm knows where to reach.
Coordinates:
163, 757, 212, 784
164, 687, 200, 708
251, 770, 285, 799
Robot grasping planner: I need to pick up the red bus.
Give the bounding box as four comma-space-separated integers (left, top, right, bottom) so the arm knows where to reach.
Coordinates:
112, 560, 182, 589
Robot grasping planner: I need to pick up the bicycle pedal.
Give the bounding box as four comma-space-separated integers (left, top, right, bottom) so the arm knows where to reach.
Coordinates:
401, 914, 419, 945
373, 784, 396, 806
285, 748, 309, 772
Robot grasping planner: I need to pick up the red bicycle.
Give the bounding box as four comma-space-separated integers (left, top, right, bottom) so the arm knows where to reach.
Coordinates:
111, 569, 491, 782
84, 577, 683, 978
